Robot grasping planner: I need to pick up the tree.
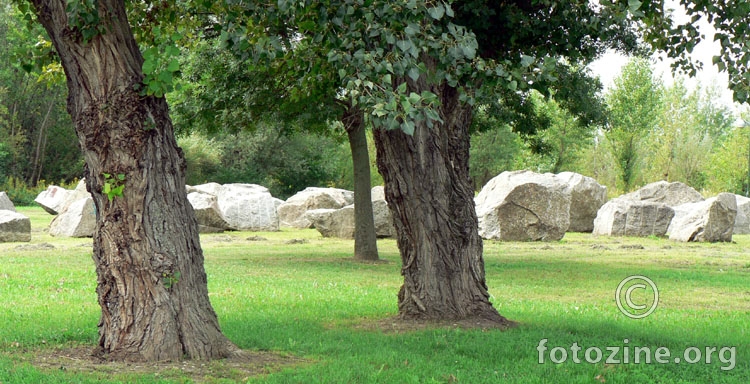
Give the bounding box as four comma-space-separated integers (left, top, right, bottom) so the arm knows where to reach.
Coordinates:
645, 79, 734, 189
214, 0, 654, 323
170, 37, 381, 261
25, 0, 237, 361
605, 58, 663, 192
0, 5, 81, 187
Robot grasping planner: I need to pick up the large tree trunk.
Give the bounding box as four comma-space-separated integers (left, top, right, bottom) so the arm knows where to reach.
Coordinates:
342, 106, 379, 261
373, 79, 511, 324
31, 0, 238, 361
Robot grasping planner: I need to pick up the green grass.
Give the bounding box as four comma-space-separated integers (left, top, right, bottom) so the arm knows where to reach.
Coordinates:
1, 206, 749, 383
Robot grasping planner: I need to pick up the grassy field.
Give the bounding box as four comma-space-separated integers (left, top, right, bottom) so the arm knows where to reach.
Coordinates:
1, 206, 748, 383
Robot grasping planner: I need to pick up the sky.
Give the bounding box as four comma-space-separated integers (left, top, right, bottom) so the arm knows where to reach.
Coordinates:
587, 1, 744, 118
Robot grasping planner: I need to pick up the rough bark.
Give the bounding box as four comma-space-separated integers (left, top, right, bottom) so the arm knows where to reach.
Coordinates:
373, 71, 510, 324
343, 106, 379, 261
31, 0, 238, 361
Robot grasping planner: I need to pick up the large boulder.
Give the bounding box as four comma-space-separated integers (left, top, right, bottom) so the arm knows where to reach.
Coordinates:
277, 187, 354, 228
187, 191, 230, 233
668, 193, 736, 242
593, 198, 675, 237
307, 207, 355, 238
733, 194, 750, 235
215, 183, 279, 231
557, 172, 608, 232
35, 185, 71, 214
475, 170, 571, 241
49, 197, 97, 237
370, 186, 395, 238
0, 192, 15, 212
305, 186, 395, 239
621, 181, 703, 207
0, 210, 31, 242
187, 182, 223, 197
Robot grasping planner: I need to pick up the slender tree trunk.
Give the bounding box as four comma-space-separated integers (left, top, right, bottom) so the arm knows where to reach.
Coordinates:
372, 74, 510, 324
30, 97, 55, 186
31, 0, 237, 361
343, 106, 379, 261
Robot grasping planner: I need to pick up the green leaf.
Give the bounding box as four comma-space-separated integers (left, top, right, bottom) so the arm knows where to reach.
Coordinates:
444, 3, 454, 18
401, 120, 415, 135
461, 45, 476, 59
142, 60, 155, 75
167, 59, 180, 72
407, 67, 420, 81
628, 0, 643, 13
339, 68, 347, 79
404, 24, 419, 36
397, 82, 408, 94
396, 40, 411, 52
425, 107, 441, 122
427, 4, 445, 20
408, 92, 421, 105
401, 98, 412, 114
520, 55, 534, 68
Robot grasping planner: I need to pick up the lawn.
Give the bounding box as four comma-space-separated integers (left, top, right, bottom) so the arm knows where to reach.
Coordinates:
1, 206, 748, 383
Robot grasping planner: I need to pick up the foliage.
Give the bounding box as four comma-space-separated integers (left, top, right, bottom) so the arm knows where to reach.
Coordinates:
0, 6, 82, 187
469, 112, 524, 190
102, 173, 126, 202
0, 176, 78, 206
643, 79, 734, 190
177, 125, 349, 200
605, 58, 663, 192
707, 121, 750, 196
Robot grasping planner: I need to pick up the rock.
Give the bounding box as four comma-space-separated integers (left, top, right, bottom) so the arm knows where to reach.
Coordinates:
304, 186, 394, 239
475, 170, 571, 241
0, 210, 31, 242
733, 194, 750, 234
215, 183, 279, 231
307, 207, 356, 238
0, 192, 16, 212
34, 186, 71, 214
668, 193, 736, 242
593, 198, 674, 237
49, 197, 97, 237
557, 172, 608, 232
187, 191, 230, 233
370, 186, 395, 238
277, 187, 354, 228
15, 242, 55, 251
187, 182, 223, 197
621, 181, 703, 206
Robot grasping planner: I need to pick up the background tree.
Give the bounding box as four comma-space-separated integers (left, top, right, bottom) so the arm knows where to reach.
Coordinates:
169, 36, 381, 260
24, 0, 237, 361
644, 79, 734, 189
605, 58, 663, 192
0, 4, 81, 191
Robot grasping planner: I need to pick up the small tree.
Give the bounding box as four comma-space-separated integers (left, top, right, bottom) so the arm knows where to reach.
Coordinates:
605, 58, 663, 192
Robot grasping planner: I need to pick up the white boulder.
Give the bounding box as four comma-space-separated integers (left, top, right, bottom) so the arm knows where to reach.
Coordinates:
49, 196, 97, 238
215, 183, 279, 231
557, 172, 608, 232
0, 210, 31, 242
593, 198, 675, 237
475, 170, 571, 241
277, 187, 354, 228
0, 192, 15, 212
668, 193, 736, 242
